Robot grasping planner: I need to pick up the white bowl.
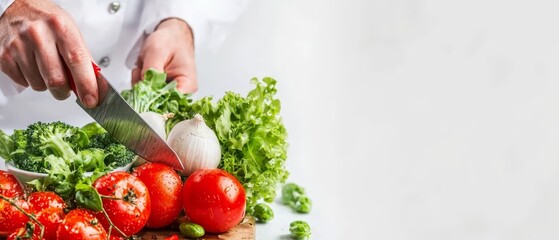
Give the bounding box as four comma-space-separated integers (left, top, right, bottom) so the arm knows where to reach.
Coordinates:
5, 160, 135, 186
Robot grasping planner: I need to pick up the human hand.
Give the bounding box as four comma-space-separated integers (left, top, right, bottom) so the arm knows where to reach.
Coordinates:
0, 0, 97, 107
132, 18, 198, 93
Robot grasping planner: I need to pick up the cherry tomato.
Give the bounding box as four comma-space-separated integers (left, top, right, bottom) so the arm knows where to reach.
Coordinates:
0, 199, 30, 236
182, 169, 246, 233
35, 207, 64, 240
56, 209, 107, 240
27, 192, 66, 213
7, 224, 43, 240
93, 171, 150, 236
132, 163, 182, 228
0, 170, 24, 198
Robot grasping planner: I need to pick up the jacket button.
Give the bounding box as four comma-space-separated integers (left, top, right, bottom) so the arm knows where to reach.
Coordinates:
108, 1, 121, 14
99, 57, 111, 68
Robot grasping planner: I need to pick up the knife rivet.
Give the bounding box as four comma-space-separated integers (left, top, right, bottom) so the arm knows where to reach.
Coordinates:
108, 1, 121, 14
99, 56, 111, 68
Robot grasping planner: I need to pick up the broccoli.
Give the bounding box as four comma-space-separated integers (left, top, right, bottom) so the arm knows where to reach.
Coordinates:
253, 203, 274, 223
88, 132, 115, 149
104, 143, 135, 168
11, 129, 27, 150
282, 183, 312, 214
10, 149, 45, 172
25, 121, 80, 160
289, 221, 311, 240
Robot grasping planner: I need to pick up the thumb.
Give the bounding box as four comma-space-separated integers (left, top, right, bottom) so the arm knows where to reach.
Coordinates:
131, 67, 141, 86
140, 49, 167, 76
174, 75, 198, 93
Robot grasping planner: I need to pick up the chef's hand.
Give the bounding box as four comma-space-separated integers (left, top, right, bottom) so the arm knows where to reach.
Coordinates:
0, 0, 97, 107
132, 18, 198, 93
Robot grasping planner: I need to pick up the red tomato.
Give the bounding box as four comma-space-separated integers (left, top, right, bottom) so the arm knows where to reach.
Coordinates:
35, 207, 64, 240
0, 170, 24, 198
0, 199, 30, 236
182, 169, 246, 233
7, 225, 43, 240
132, 163, 182, 228
56, 209, 107, 240
93, 171, 150, 236
27, 192, 66, 213
165, 234, 179, 240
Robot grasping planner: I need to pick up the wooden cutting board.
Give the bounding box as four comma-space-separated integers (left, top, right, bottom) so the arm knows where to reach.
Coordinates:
137, 217, 255, 240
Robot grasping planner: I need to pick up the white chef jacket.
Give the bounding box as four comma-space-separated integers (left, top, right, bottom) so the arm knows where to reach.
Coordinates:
0, 0, 247, 131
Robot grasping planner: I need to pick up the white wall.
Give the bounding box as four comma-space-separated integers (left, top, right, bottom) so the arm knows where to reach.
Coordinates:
198, 0, 559, 239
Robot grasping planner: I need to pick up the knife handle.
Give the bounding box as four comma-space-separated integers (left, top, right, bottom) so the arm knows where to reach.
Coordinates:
64, 62, 101, 95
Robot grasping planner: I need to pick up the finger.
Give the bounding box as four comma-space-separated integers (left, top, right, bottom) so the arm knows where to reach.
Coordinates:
0, 50, 28, 87
55, 25, 97, 108
33, 36, 70, 100
140, 47, 168, 75
35, 51, 70, 100
174, 75, 198, 93
131, 67, 141, 86
14, 46, 46, 91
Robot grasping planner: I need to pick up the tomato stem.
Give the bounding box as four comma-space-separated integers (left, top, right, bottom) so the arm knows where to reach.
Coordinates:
107, 225, 112, 240
101, 208, 128, 237
99, 194, 123, 201
0, 195, 45, 239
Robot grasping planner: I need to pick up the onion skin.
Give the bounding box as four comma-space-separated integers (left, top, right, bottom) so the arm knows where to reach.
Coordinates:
139, 111, 167, 139
167, 114, 221, 175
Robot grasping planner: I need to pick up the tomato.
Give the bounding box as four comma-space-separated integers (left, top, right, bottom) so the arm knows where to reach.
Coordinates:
132, 163, 182, 228
93, 171, 150, 236
25, 192, 65, 240
181, 169, 246, 233
7, 224, 43, 240
27, 192, 66, 213
34, 207, 64, 240
0, 170, 24, 198
0, 199, 30, 236
56, 209, 107, 240
165, 234, 179, 240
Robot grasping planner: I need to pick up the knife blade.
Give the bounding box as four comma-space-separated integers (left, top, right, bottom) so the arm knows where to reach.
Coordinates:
67, 63, 184, 171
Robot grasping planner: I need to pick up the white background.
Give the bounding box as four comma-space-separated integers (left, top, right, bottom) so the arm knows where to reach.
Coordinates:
3, 0, 559, 239
214, 0, 559, 239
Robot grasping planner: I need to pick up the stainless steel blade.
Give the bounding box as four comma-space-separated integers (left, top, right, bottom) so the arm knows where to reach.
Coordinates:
76, 72, 184, 171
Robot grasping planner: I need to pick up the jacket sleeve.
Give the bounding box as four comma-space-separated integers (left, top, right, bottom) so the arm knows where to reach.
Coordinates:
125, 0, 249, 68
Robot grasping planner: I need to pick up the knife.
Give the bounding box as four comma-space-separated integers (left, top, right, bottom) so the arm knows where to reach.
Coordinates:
66, 63, 184, 171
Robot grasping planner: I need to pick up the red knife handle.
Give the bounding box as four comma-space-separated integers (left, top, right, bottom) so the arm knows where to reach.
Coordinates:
64, 62, 101, 95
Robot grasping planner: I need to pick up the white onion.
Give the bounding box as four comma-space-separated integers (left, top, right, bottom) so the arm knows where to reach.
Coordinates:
134, 111, 174, 167
167, 114, 221, 175
139, 111, 168, 139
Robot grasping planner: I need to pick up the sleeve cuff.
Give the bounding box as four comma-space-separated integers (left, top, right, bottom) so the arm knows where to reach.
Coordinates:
0, 0, 14, 17
0, 72, 26, 102
143, 1, 209, 49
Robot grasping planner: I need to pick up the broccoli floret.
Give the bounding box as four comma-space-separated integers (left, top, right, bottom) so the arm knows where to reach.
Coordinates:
10, 149, 46, 173
12, 129, 27, 150
282, 183, 312, 213
25, 122, 79, 161
289, 221, 311, 240
253, 203, 274, 223
88, 132, 115, 149
104, 143, 135, 168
